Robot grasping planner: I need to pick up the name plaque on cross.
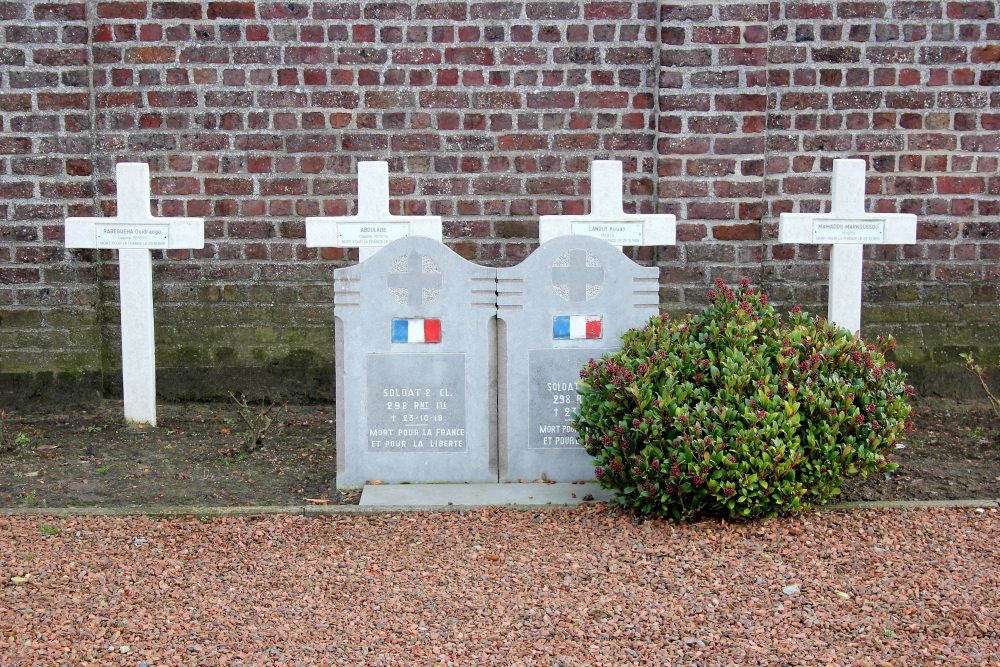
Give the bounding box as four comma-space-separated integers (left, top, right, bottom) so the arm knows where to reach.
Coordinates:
779, 158, 917, 333
96, 224, 169, 249
307, 161, 442, 262
570, 222, 644, 246
539, 160, 676, 249
65, 162, 204, 426
811, 220, 885, 244
336, 222, 409, 247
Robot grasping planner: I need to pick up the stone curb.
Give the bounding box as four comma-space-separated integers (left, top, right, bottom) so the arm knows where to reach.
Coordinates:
0, 498, 997, 519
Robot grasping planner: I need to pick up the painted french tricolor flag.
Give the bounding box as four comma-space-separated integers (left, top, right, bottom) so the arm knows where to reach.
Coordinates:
391, 318, 441, 344
553, 315, 602, 340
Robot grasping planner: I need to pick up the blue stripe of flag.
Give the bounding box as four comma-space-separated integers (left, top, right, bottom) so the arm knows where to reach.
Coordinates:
552, 316, 571, 340
391, 319, 409, 343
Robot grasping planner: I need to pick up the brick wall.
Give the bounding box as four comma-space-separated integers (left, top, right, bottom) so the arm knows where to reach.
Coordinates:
0, 0, 997, 405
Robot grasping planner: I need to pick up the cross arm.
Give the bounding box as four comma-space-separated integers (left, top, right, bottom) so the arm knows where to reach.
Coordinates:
882, 213, 917, 243
777, 213, 817, 243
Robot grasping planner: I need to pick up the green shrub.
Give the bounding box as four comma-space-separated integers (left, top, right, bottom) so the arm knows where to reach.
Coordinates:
573, 278, 913, 521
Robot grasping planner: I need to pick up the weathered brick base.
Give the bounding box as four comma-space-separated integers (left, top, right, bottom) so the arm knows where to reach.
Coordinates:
1, 1, 997, 404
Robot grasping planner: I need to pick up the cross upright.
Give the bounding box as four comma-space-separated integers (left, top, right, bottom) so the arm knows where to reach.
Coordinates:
387, 251, 443, 307
65, 162, 204, 426
778, 158, 917, 334
552, 249, 605, 302
539, 160, 676, 250
306, 161, 443, 262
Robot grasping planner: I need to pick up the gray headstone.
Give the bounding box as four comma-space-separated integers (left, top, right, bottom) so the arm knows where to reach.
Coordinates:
497, 235, 660, 482
334, 236, 497, 487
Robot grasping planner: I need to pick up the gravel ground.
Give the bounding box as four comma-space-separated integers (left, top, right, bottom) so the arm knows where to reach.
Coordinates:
1, 506, 997, 666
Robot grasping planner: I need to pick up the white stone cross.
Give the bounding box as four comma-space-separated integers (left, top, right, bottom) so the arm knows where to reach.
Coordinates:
779, 158, 917, 333
306, 161, 443, 261
65, 162, 204, 426
538, 160, 676, 248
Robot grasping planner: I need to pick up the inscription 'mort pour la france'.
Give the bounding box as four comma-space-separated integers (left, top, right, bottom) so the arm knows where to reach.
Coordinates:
528, 348, 612, 450
366, 353, 466, 452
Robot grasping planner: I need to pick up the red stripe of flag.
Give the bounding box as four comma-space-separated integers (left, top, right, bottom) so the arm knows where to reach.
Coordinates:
585, 318, 602, 339
424, 319, 441, 343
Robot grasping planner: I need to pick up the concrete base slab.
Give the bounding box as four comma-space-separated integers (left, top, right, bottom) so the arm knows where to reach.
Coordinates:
359, 482, 614, 507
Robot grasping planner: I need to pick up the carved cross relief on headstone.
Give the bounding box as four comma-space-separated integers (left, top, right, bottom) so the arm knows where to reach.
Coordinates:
778, 159, 917, 333
387, 251, 443, 307
64, 163, 204, 426
306, 161, 442, 261
539, 160, 676, 249
552, 249, 605, 303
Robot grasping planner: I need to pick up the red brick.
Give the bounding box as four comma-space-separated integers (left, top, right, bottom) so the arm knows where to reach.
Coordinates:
886, 92, 934, 109
524, 2, 576, 18
720, 47, 766, 66
416, 2, 467, 19
715, 94, 767, 112
661, 49, 712, 67
660, 4, 712, 20
125, 47, 177, 64
693, 26, 741, 44
659, 137, 710, 154
313, 3, 361, 19
606, 47, 654, 64
97, 92, 141, 108
98, 2, 146, 18
0, 95, 31, 112
554, 134, 600, 150
527, 91, 575, 108
894, 1, 941, 18
947, 1, 995, 19
260, 2, 309, 19
688, 203, 735, 220
32, 49, 87, 67
38, 93, 89, 110
972, 45, 1000, 63
579, 91, 629, 108
38, 5, 83, 21
153, 2, 202, 19
938, 92, 987, 108
0, 268, 40, 284
475, 92, 521, 108
393, 48, 441, 65
716, 223, 761, 241
208, 2, 255, 18
584, 2, 631, 19
937, 176, 985, 195
498, 134, 548, 150
444, 47, 494, 65
416, 91, 467, 109
838, 2, 886, 18
148, 91, 197, 107
786, 2, 833, 18
364, 2, 411, 18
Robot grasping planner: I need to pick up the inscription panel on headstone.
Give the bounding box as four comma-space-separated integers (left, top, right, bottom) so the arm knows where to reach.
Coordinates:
812, 219, 885, 244
337, 221, 409, 248
96, 224, 169, 249
529, 348, 613, 450
571, 222, 644, 246
366, 353, 466, 452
